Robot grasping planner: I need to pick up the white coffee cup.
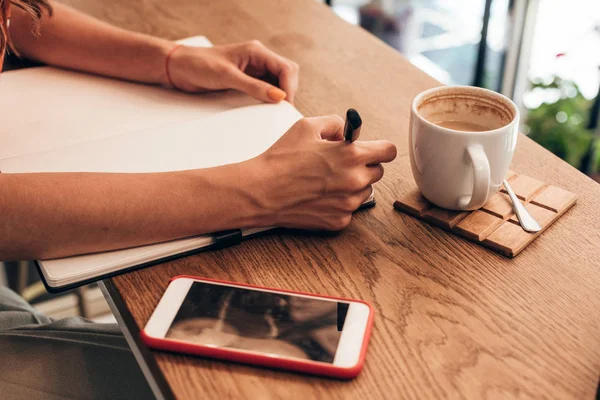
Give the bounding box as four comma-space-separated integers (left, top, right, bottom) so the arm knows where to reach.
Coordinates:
409, 85, 519, 210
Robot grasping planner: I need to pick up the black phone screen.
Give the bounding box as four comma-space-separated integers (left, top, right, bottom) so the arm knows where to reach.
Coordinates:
166, 281, 350, 363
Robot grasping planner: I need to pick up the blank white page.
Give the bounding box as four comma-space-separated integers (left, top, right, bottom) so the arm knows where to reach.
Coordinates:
0, 36, 259, 160
0, 101, 302, 288
0, 101, 302, 173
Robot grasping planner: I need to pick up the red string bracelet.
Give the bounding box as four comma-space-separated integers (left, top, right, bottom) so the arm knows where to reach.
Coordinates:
165, 44, 183, 90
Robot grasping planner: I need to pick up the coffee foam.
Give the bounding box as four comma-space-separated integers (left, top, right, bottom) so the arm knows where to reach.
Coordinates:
416, 87, 516, 131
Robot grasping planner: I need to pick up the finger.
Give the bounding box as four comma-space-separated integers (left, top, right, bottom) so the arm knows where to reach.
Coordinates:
304, 115, 345, 141
342, 166, 383, 194
354, 140, 397, 165
365, 164, 385, 185
355, 185, 375, 205
228, 69, 287, 103
256, 50, 298, 104
277, 61, 299, 104
325, 186, 373, 212
243, 41, 299, 103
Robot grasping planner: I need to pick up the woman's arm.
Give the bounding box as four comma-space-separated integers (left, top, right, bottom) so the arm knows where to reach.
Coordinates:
0, 164, 265, 260
0, 116, 397, 261
8, 1, 299, 102
9, 1, 171, 85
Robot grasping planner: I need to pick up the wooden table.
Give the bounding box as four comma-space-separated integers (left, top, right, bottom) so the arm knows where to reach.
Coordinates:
65, 0, 600, 398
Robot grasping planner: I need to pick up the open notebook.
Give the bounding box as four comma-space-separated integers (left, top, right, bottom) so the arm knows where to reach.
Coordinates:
0, 37, 374, 292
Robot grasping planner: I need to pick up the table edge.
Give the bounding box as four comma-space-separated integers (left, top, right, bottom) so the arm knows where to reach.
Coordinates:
101, 279, 175, 400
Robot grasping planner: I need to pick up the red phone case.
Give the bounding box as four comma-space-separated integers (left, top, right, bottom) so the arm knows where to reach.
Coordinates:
140, 275, 374, 379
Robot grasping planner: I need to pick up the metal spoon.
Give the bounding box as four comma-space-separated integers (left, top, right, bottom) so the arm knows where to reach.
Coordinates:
503, 180, 542, 233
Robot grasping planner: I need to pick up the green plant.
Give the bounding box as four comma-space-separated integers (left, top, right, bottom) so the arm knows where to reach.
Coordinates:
525, 76, 598, 174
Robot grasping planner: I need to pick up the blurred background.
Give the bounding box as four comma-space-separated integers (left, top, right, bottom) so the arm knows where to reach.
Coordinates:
328, 0, 600, 182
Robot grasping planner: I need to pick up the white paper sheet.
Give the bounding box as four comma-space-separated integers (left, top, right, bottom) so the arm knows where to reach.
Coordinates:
0, 36, 303, 288
0, 36, 256, 160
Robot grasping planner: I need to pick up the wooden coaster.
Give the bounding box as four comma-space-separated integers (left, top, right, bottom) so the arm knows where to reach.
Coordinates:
393, 171, 577, 257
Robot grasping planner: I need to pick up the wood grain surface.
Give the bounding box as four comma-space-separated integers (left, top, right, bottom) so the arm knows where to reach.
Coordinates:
61, 0, 600, 398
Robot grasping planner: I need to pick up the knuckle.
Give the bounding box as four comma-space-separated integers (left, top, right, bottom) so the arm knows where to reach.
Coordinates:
282, 63, 295, 74
347, 144, 362, 160
332, 114, 344, 125
329, 215, 352, 231
345, 174, 366, 191
326, 114, 344, 132
247, 39, 263, 49
352, 196, 365, 211
375, 164, 385, 180
340, 197, 357, 212
296, 117, 314, 130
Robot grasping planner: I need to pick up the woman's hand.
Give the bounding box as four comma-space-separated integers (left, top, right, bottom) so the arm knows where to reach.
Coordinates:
246, 115, 397, 231
166, 40, 299, 103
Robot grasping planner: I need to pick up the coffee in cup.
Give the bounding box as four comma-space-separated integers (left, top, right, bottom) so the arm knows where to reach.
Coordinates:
409, 85, 519, 210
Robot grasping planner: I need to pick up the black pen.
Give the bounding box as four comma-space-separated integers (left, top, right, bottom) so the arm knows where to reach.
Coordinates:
343, 108, 362, 143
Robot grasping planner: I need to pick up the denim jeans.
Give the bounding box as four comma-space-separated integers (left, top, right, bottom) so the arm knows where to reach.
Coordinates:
0, 286, 153, 399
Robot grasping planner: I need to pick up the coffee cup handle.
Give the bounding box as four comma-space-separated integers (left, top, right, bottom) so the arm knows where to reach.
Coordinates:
457, 144, 490, 210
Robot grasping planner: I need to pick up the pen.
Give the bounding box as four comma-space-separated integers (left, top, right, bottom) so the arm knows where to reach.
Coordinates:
343, 108, 362, 143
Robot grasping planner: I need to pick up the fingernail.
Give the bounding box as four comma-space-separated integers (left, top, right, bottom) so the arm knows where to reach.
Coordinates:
268, 87, 287, 102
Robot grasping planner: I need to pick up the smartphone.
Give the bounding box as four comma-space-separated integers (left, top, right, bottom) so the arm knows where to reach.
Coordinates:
141, 276, 374, 379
